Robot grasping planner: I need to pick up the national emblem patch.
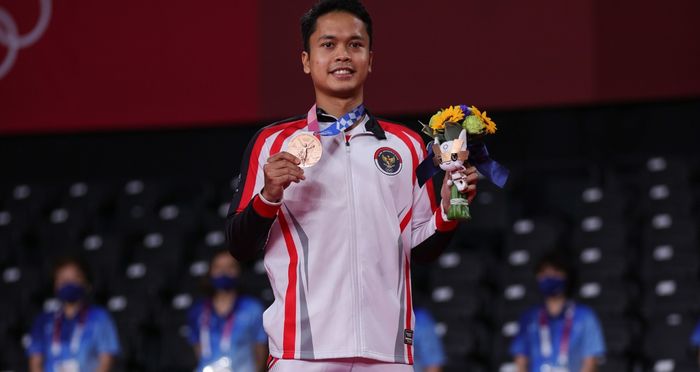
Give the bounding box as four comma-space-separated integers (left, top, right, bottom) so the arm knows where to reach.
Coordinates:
374, 147, 403, 176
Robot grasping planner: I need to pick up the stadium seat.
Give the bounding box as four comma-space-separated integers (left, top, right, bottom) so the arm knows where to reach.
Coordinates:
429, 283, 484, 322
576, 280, 633, 316
434, 320, 481, 361
597, 356, 630, 372
504, 217, 565, 259
432, 250, 486, 287
572, 184, 628, 220
642, 313, 697, 371
493, 280, 539, 324
642, 214, 698, 253
641, 279, 700, 319
157, 326, 197, 372
640, 242, 699, 283
597, 317, 638, 358
106, 292, 156, 370
638, 182, 694, 218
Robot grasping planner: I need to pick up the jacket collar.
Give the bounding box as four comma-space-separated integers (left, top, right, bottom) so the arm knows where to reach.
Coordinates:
315, 106, 386, 140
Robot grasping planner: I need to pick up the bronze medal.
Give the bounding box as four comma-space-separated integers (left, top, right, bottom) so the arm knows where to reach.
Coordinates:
287, 133, 322, 168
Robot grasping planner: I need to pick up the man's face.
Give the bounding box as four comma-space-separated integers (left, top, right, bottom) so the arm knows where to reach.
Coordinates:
210, 253, 241, 278
302, 11, 373, 100
54, 264, 87, 291
536, 265, 567, 281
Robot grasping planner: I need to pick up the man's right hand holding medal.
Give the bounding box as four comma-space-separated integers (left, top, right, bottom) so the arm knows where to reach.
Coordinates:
261, 152, 306, 203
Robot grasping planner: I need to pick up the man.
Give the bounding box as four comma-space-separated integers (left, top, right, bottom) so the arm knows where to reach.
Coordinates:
187, 250, 267, 372
225, 0, 477, 370
510, 252, 606, 372
27, 258, 120, 372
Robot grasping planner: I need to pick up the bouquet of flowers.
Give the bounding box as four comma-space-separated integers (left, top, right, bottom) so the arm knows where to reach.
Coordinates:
419, 105, 502, 220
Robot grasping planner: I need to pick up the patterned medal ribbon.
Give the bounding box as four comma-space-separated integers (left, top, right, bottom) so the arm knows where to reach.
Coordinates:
307, 103, 365, 136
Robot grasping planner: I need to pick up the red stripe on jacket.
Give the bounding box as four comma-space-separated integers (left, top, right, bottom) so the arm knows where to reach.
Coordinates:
380, 121, 438, 211
238, 119, 306, 212
277, 211, 298, 358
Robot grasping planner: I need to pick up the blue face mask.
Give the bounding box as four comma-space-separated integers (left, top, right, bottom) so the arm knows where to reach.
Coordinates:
56, 283, 86, 303
211, 275, 238, 291
537, 276, 567, 297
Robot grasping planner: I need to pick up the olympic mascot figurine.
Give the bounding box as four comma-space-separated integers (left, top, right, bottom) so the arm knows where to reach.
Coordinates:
434, 127, 470, 220
421, 105, 501, 221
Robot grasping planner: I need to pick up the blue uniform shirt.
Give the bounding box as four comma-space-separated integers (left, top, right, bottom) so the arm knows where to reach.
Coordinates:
27, 306, 120, 372
691, 320, 700, 347
510, 302, 605, 372
188, 295, 267, 372
413, 307, 446, 372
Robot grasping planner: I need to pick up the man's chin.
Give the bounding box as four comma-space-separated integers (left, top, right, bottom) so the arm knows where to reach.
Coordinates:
322, 84, 363, 99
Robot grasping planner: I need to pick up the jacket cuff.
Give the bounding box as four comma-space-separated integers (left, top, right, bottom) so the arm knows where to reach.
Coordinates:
253, 193, 281, 218
435, 204, 458, 232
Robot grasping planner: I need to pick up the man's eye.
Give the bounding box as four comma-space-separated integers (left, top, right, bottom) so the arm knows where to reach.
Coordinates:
350, 42, 362, 48
321, 42, 334, 48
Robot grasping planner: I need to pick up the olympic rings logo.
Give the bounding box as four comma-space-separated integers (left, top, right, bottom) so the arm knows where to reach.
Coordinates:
0, 0, 52, 79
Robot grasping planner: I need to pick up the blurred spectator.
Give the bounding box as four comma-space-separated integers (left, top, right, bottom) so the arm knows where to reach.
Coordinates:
413, 306, 446, 372
692, 320, 700, 367
510, 252, 605, 372
187, 250, 267, 372
27, 257, 120, 372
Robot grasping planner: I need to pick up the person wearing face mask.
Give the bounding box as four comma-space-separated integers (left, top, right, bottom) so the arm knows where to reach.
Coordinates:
187, 250, 267, 372
27, 257, 120, 372
510, 252, 606, 372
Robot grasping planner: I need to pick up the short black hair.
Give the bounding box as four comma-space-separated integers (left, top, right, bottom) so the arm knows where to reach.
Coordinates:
534, 251, 571, 276
300, 0, 373, 53
52, 256, 92, 285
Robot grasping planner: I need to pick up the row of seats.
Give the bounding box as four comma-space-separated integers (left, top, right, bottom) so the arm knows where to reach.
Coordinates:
1, 155, 699, 371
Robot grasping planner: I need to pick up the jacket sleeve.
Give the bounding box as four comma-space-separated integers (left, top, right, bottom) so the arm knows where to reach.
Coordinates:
405, 131, 458, 263
225, 129, 280, 262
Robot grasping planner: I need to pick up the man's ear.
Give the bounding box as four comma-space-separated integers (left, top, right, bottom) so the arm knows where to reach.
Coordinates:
368, 50, 373, 73
302, 51, 311, 74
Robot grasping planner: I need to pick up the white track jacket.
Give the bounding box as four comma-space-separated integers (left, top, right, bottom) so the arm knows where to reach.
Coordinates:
226, 108, 457, 364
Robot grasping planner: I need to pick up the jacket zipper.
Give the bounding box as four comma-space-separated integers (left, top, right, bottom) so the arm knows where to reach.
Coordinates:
344, 135, 363, 353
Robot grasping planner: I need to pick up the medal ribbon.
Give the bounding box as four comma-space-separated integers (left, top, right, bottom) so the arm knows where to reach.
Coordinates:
200, 301, 236, 358
306, 104, 365, 136
51, 306, 88, 357
538, 302, 575, 366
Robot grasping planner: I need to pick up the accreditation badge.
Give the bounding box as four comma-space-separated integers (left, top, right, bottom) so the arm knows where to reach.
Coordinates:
287, 133, 322, 168
204, 356, 234, 372
54, 359, 80, 372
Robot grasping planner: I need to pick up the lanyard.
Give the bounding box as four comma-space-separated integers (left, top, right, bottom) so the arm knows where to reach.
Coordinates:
538, 302, 575, 366
51, 307, 88, 357
200, 301, 235, 358
306, 104, 365, 136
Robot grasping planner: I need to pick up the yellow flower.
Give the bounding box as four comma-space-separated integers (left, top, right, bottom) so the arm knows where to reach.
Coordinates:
470, 105, 497, 134
429, 111, 447, 131
443, 105, 465, 123
429, 105, 465, 132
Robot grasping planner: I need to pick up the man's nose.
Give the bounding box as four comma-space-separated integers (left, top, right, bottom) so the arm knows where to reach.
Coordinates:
335, 46, 351, 61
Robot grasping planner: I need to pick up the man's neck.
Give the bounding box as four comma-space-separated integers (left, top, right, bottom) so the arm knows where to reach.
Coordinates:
545, 295, 567, 317
213, 291, 237, 316
316, 94, 363, 118
63, 302, 82, 318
